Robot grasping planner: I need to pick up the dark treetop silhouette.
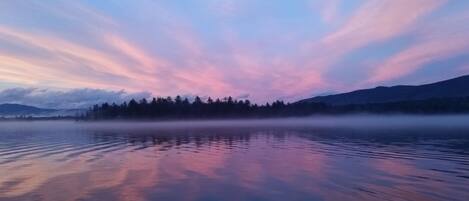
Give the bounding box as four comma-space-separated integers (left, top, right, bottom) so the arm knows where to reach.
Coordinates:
84, 96, 469, 120
83, 75, 469, 120
85, 96, 325, 120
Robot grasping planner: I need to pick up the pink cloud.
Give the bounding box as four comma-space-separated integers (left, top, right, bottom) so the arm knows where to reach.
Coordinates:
322, 0, 445, 53
295, 0, 447, 94
0, 25, 169, 93
311, 0, 341, 24
368, 13, 469, 84
1, 0, 466, 103
0, 27, 132, 76
368, 37, 469, 83
105, 34, 166, 73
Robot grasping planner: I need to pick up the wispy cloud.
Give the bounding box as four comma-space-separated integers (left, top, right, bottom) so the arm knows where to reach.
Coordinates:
298, 0, 446, 93
322, 0, 445, 51
368, 11, 469, 83
0, 0, 467, 103
311, 0, 341, 24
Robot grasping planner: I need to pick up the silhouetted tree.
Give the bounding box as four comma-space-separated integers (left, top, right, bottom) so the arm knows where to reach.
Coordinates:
85, 96, 469, 120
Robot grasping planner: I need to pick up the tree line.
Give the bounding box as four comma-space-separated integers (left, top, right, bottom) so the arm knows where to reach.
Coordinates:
84, 96, 469, 120
84, 96, 327, 120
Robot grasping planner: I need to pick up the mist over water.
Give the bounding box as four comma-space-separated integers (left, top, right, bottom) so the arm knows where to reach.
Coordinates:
5, 114, 469, 130
1, 115, 469, 201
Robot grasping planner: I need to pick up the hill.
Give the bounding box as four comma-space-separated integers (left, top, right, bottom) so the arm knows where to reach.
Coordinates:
299, 75, 469, 105
0, 104, 57, 117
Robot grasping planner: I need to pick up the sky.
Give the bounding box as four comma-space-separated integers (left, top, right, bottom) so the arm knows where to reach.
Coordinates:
1, 0, 469, 108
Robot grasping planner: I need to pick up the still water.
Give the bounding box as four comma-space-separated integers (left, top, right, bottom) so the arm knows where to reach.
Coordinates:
1, 117, 469, 201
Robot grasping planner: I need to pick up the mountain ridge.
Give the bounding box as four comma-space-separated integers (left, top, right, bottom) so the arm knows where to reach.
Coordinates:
0, 103, 57, 116
0, 103, 85, 117
299, 75, 469, 105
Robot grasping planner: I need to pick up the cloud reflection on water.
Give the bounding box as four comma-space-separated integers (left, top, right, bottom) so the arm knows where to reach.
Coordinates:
0, 117, 469, 201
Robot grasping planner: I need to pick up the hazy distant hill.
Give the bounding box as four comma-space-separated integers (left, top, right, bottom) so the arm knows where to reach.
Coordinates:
300, 75, 469, 105
0, 103, 85, 117
0, 103, 57, 116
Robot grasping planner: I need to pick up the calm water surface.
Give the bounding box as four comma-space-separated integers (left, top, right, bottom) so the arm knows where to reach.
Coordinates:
1, 117, 469, 201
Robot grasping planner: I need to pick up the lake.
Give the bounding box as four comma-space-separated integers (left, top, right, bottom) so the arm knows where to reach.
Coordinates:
1, 116, 469, 201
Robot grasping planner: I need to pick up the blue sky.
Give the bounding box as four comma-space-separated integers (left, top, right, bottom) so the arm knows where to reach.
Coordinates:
0, 0, 469, 107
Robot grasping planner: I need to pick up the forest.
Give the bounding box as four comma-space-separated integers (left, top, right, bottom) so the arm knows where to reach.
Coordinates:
84, 96, 469, 120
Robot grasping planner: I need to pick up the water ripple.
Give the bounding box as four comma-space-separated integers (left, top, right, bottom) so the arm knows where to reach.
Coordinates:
0, 121, 469, 201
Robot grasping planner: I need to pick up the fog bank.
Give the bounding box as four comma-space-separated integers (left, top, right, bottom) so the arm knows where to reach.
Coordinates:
1, 115, 469, 131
